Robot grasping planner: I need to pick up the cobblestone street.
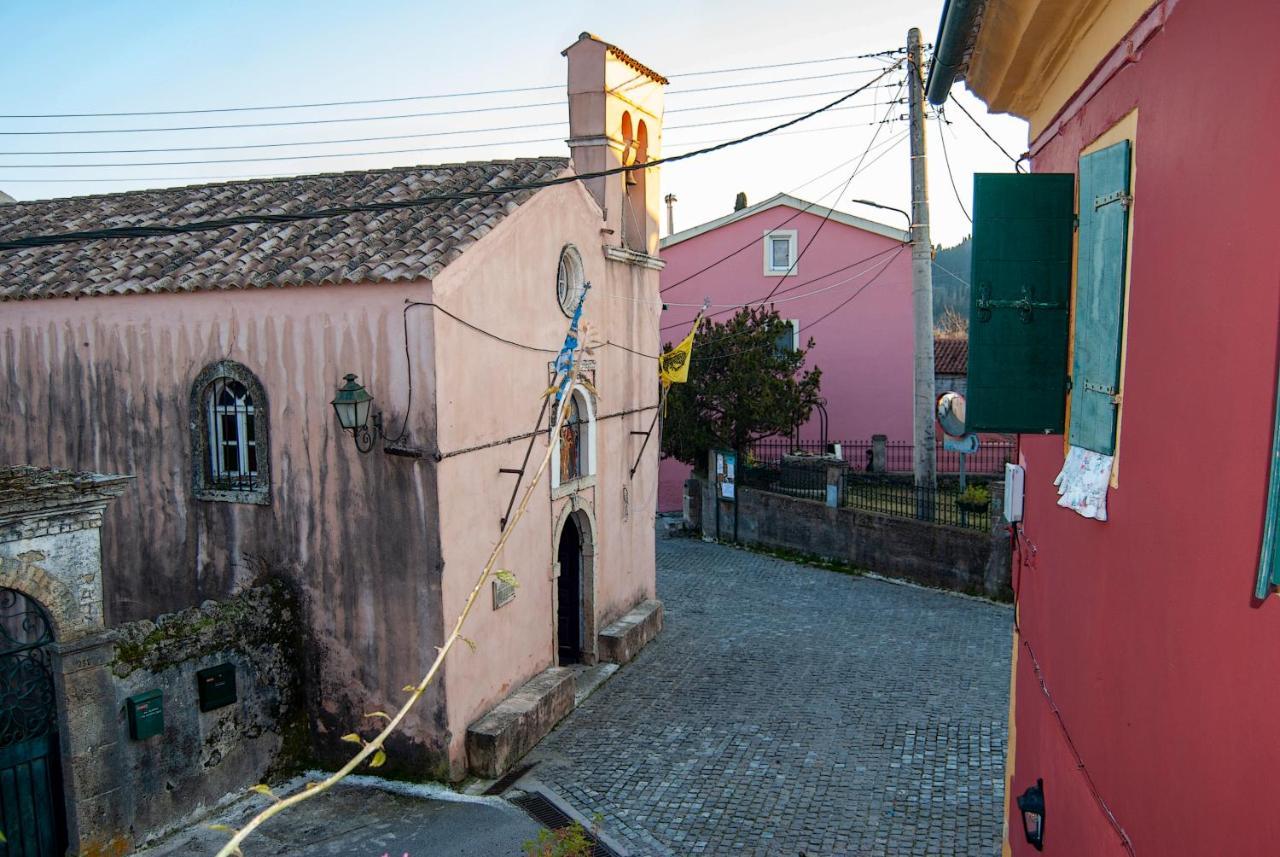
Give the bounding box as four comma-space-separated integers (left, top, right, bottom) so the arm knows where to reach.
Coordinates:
523, 535, 1012, 856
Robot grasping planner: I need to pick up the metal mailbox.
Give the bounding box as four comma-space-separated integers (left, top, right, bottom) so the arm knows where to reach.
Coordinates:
196, 663, 237, 712
126, 689, 164, 740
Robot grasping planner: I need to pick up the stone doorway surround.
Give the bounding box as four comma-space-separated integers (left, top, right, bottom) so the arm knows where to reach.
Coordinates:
550, 496, 597, 666
0, 466, 131, 855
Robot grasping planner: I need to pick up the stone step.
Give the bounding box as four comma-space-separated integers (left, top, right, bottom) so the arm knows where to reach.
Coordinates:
597, 599, 663, 665
465, 667, 575, 779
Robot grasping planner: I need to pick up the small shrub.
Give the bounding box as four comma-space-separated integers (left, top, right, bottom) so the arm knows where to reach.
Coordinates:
522, 821, 594, 857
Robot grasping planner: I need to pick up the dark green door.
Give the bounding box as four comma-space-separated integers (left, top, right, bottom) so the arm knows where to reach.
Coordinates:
0, 589, 65, 857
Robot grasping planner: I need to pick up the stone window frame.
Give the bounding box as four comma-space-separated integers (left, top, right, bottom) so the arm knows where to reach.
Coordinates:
551, 384, 597, 498
557, 244, 586, 316
190, 360, 271, 505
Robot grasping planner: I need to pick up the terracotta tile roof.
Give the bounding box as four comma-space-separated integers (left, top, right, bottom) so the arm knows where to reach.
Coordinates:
0, 157, 569, 301
934, 335, 968, 375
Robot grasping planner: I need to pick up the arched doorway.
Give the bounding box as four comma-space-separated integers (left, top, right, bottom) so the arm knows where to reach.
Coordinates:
557, 517, 583, 664
0, 588, 65, 855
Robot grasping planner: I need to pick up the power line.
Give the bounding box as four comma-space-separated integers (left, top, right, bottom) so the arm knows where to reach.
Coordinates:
804, 245, 907, 330
0, 73, 899, 138
950, 95, 1024, 173
0, 66, 900, 251
934, 110, 972, 223
0, 52, 903, 120
0, 100, 905, 169
0, 120, 907, 185
758, 77, 905, 304
659, 125, 907, 298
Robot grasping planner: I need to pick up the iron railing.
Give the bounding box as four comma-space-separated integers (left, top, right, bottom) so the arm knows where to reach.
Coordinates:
749, 437, 1015, 476
738, 463, 993, 532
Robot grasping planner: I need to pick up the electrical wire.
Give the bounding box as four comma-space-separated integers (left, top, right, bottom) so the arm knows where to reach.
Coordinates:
0, 73, 900, 138
0, 51, 904, 119
0, 100, 905, 169
950, 95, 1024, 173
0, 65, 901, 251
757, 77, 906, 304
935, 110, 972, 223
803, 245, 906, 330
658, 83, 906, 296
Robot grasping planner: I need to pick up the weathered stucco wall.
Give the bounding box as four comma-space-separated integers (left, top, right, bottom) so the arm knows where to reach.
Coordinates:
431, 178, 660, 776
0, 283, 449, 773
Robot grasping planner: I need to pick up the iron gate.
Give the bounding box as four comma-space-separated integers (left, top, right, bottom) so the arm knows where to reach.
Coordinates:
0, 588, 65, 856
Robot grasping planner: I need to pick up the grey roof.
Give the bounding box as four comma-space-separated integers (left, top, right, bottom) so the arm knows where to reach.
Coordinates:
0, 158, 569, 301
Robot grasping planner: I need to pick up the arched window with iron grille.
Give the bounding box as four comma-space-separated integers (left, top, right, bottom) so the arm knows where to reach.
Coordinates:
190, 361, 271, 504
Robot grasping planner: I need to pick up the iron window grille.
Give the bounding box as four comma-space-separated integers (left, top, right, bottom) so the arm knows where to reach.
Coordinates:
191, 361, 271, 504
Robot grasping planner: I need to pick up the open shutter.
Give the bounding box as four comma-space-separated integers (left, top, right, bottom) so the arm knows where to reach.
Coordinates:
1069, 140, 1132, 454
966, 173, 1075, 433
1256, 360, 1280, 598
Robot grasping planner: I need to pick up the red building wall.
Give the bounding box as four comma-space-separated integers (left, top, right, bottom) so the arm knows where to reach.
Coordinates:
1009, 1, 1280, 855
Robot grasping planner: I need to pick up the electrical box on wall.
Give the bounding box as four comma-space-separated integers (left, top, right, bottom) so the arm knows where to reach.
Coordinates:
127, 689, 164, 740
1004, 463, 1025, 523
197, 663, 237, 712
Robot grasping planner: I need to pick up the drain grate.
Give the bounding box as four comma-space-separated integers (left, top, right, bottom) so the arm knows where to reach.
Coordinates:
483, 762, 536, 796
509, 792, 622, 857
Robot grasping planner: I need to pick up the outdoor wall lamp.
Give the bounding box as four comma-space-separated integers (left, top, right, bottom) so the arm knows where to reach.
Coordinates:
330, 374, 383, 453
1017, 778, 1046, 851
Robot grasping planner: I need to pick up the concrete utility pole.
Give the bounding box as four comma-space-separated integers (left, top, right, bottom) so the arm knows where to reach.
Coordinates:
664, 193, 678, 236
907, 27, 937, 489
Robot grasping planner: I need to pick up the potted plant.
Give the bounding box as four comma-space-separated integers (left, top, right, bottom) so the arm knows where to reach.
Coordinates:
956, 484, 991, 514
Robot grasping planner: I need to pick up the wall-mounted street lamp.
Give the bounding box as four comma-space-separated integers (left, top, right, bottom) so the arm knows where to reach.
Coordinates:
330, 374, 383, 453
1017, 778, 1046, 852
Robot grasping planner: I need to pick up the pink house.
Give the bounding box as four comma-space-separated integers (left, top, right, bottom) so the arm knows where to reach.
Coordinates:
657, 194, 912, 511
0, 32, 667, 851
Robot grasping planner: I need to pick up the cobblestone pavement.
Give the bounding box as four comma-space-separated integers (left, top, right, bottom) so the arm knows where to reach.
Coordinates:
523, 535, 1012, 857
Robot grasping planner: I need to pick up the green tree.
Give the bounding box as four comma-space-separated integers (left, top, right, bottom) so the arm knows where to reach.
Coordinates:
662, 306, 822, 470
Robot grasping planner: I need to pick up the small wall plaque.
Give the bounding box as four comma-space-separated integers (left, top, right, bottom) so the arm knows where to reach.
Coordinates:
197, 663, 237, 712
127, 689, 164, 740
492, 578, 516, 610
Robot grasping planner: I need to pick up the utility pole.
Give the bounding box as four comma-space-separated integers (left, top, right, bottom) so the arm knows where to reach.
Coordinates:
664, 193, 677, 236
907, 27, 937, 489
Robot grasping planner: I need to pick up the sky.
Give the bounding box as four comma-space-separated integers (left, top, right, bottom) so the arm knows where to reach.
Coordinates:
0, 0, 1028, 248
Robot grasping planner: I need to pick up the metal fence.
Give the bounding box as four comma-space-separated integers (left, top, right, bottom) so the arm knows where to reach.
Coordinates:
749, 437, 1015, 476
738, 463, 994, 532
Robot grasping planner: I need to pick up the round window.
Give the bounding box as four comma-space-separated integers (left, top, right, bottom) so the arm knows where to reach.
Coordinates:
557, 246, 584, 316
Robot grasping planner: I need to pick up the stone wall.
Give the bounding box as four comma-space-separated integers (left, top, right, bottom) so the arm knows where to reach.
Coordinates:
698, 478, 1011, 599
103, 579, 305, 847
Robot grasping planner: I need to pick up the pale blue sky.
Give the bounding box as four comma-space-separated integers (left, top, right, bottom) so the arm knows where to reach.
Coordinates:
0, 0, 1027, 246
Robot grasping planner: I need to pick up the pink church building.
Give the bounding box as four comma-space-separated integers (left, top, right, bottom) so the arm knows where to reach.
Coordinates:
657, 194, 912, 511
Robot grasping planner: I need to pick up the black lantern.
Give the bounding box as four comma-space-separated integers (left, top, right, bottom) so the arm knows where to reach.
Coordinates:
1017, 778, 1046, 851
330, 374, 382, 453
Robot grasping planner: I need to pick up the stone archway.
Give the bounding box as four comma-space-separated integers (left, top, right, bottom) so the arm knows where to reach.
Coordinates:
552, 498, 597, 665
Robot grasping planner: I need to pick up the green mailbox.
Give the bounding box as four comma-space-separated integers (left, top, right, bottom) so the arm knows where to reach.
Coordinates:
126, 689, 164, 740
196, 663, 237, 712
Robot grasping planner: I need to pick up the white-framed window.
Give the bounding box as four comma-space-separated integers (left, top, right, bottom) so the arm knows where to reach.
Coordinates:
191, 361, 270, 504
557, 244, 586, 316
551, 385, 597, 493
775, 318, 801, 355
763, 229, 798, 276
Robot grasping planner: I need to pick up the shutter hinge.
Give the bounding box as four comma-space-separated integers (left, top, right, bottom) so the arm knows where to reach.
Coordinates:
975, 285, 1068, 324
1073, 214, 1080, 232
1082, 380, 1122, 405
1094, 191, 1133, 211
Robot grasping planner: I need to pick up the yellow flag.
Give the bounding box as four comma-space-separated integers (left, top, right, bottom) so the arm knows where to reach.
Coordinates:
659, 318, 701, 386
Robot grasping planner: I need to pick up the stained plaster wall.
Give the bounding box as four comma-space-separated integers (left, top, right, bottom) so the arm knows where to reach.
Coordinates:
0, 282, 449, 774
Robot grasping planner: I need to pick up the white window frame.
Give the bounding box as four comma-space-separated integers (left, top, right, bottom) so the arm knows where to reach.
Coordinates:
207, 382, 258, 485
551, 384, 597, 495
763, 229, 798, 276
781, 318, 801, 352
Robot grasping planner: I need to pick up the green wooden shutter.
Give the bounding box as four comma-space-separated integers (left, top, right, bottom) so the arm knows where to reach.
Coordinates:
1069, 140, 1132, 454
966, 173, 1075, 433
1256, 361, 1280, 598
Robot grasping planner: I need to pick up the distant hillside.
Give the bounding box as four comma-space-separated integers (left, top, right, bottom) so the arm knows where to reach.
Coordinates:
932, 236, 971, 321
